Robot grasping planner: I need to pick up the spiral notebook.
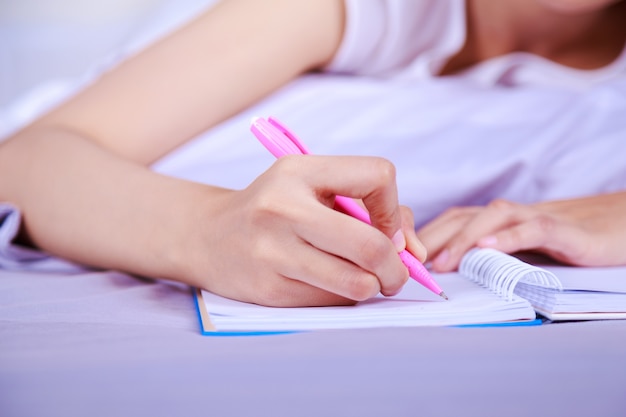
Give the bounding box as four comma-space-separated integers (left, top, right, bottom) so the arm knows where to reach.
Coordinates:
195, 248, 626, 334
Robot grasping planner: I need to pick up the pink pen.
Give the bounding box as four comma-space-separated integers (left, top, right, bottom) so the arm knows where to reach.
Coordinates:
250, 116, 448, 300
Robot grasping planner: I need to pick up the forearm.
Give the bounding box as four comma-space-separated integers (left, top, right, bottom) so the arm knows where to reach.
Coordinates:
0, 126, 224, 285
33, 0, 344, 165
0, 126, 414, 305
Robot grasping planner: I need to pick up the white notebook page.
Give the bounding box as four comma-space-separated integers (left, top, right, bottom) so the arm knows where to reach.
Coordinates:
199, 272, 536, 332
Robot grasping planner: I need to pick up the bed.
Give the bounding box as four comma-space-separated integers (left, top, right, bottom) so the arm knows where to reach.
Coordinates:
2, 1, 626, 416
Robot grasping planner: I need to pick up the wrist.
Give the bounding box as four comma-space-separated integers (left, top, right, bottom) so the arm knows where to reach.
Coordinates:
155, 178, 234, 289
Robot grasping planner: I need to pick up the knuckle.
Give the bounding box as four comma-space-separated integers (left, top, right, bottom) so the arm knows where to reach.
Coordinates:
487, 198, 514, 211
506, 227, 525, 245
248, 197, 277, 226
249, 193, 293, 227
357, 234, 392, 270
368, 157, 397, 186
399, 205, 413, 219
450, 230, 472, 248
382, 271, 409, 296
272, 154, 302, 175
373, 216, 397, 237
535, 215, 555, 233
339, 271, 378, 301
531, 215, 556, 246
441, 206, 468, 219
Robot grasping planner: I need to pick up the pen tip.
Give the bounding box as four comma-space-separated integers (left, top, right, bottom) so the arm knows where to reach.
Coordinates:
250, 116, 261, 124
439, 291, 449, 300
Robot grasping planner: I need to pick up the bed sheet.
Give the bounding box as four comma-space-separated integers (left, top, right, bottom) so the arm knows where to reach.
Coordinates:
2, 4, 626, 416
2, 267, 626, 417
2, 0, 625, 231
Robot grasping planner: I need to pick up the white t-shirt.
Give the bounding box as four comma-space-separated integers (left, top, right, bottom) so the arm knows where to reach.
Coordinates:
327, 0, 626, 90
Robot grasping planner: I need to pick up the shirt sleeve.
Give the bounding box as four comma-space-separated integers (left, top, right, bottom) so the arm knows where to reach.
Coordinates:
326, 0, 626, 88
325, 0, 466, 78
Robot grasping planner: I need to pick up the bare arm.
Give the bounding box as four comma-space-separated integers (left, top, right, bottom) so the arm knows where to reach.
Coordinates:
0, 0, 416, 306
31, 0, 345, 164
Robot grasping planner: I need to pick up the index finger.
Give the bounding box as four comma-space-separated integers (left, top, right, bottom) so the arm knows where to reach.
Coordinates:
433, 199, 533, 271
304, 155, 404, 243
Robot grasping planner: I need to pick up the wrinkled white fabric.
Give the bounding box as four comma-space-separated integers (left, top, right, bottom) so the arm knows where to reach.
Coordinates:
2, 0, 626, 271
328, 0, 626, 90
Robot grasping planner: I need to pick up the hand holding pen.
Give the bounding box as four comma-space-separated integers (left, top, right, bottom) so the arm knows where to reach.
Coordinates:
250, 116, 447, 300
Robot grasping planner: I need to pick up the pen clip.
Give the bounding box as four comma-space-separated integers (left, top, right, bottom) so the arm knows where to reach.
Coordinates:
251, 117, 304, 158
268, 117, 311, 155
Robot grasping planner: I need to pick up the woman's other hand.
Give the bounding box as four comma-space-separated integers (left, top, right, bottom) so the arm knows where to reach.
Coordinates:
417, 191, 626, 272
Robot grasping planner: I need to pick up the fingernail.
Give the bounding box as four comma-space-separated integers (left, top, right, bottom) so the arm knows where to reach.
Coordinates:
478, 235, 498, 247
391, 229, 406, 252
433, 249, 450, 269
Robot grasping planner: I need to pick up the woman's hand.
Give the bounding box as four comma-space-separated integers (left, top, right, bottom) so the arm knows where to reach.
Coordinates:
184, 155, 423, 307
417, 191, 626, 272
1, 129, 421, 308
